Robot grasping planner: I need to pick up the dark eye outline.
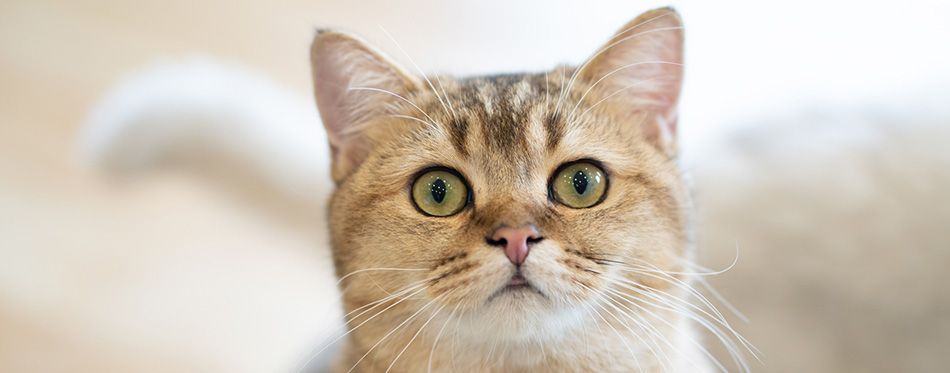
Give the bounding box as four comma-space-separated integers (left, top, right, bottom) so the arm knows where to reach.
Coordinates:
548, 158, 610, 209
409, 166, 474, 217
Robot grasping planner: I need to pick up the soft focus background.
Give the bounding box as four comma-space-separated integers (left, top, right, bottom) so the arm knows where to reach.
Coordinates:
1, 0, 948, 372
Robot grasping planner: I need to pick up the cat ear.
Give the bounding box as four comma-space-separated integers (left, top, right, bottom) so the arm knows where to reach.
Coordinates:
310, 30, 420, 181
579, 8, 684, 155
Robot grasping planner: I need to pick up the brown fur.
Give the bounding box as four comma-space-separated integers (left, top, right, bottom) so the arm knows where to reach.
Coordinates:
312, 8, 720, 372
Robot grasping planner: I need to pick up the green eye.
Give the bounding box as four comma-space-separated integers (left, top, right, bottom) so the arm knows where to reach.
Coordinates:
551, 161, 608, 208
411, 169, 469, 217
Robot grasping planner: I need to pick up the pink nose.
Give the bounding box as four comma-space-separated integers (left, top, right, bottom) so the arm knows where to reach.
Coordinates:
489, 225, 542, 266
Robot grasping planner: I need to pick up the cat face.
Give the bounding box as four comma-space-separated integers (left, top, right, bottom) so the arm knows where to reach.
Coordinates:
312, 6, 692, 361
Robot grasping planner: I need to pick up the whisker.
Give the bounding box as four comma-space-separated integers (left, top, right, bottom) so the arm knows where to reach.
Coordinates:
606, 284, 730, 370
604, 272, 741, 342
575, 281, 642, 371
606, 286, 718, 372
387, 114, 440, 132
553, 66, 567, 117
544, 72, 550, 110
409, 20, 458, 120
366, 273, 403, 297
561, 19, 683, 104
344, 281, 428, 321
681, 246, 750, 322
604, 287, 724, 373
451, 305, 466, 372
337, 267, 430, 285
348, 296, 442, 372
599, 289, 669, 372
428, 304, 459, 373
694, 275, 749, 323
606, 259, 734, 323
571, 76, 665, 123
605, 276, 753, 372
627, 249, 740, 277
566, 60, 684, 125
601, 289, 674, 373
386, 300, 447, 372
348, 87, 439, 126
607, 262, 761, 361
379, 26, 453, 120
295, 282, 428, 371
573, 293, 610, 368
482, 332, 499, 369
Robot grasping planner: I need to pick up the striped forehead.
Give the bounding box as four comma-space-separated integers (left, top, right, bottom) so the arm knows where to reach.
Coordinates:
436, 74, 551, 183
438, 74, 554, 158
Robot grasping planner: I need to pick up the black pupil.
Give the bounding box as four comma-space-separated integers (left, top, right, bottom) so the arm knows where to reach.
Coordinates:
431, 178, 447, 203
572, 170, 589, 195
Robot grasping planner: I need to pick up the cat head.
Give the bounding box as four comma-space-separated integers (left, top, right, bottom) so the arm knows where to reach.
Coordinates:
312, 8, 688, 344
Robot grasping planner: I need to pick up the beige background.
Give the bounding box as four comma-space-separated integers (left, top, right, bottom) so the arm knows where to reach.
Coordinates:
2, 0, 949, 372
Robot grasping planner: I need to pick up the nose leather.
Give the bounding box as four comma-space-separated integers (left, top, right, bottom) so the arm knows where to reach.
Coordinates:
490, 225, 541, 266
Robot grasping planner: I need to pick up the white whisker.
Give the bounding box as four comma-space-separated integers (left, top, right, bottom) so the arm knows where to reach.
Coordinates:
562, 20, 683, 101
609, 259, 734, 323
349, 295, 441, 372
602, 289, 675, 372
409, 20, 458, 120
379, 26, 453, 120
337, 267, 430, 284
349, 86, 439, 126
428, 304, 459, 373
604, 272, 743, 345
553, 66, 567, 117
604, 276, 753, 372
576, 281, 642, 371
600, 290, 668, 371
295, 282, 428, 371
386, 300, 447, 372
567, 60, 683, 124
605, 287, 708, 372
694, 275, 750, 323
571, 76, 664, 123
388, 114, 440, 132
608, 262, 761, 363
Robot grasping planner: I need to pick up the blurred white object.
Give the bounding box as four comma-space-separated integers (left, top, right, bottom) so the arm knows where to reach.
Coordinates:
79, 58, 341, 372
80, 57, 332, 199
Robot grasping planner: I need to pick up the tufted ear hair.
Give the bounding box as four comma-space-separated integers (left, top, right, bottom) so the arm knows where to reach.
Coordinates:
310, 30, 420, 181
579, 8, 684, 156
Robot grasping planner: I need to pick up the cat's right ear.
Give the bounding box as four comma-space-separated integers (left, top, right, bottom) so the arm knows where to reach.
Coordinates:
311, 30, 420, 182
578, 8, 684, 157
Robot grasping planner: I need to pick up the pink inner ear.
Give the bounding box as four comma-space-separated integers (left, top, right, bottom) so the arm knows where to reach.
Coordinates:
312, 37, 360, 153
310, 32, 417, 180
578, 9, 684, 152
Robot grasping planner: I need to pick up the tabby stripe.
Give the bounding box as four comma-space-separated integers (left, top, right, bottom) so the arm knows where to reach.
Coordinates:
447, 117, 468, 155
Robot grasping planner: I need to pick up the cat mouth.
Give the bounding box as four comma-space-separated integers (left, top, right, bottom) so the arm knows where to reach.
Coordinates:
508, 273, 528, 286
488, 272, 544, 301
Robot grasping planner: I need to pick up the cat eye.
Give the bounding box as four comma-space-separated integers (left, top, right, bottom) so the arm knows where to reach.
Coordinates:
411, 168, 470, 217
550, 161, 608, 209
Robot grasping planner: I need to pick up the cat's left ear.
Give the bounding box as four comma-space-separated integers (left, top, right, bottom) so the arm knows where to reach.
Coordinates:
580, 8, 684, 156
311, 30, 421, 182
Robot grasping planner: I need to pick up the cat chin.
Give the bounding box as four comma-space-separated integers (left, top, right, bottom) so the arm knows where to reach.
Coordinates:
450, 296, 589, 343
485, 283, 547, 306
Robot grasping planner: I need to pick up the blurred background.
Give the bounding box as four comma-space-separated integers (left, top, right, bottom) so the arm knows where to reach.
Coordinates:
1, 0, 948, 371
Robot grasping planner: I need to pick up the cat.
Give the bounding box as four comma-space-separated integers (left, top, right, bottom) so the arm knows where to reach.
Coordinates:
304, 7, 748, 372
81, 7, 750, 372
